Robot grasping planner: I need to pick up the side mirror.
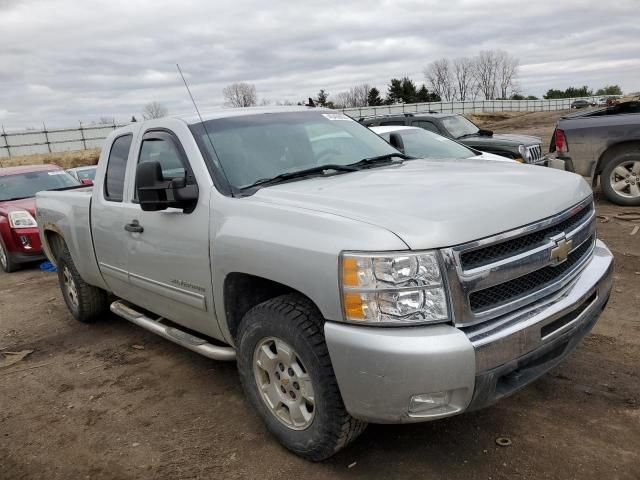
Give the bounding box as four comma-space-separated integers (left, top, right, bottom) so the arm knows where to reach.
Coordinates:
389, 132, 405, 153
81, 179, 94, 185
135, 161, 198, 212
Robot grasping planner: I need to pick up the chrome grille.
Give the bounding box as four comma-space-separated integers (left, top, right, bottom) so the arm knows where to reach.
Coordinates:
461, 202, 594, 270
526, 145, 543, 163
441, 197, 596, 327
469, 236, 595, 312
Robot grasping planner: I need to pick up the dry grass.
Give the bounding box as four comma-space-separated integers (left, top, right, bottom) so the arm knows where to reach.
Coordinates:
0, 149, 100, 170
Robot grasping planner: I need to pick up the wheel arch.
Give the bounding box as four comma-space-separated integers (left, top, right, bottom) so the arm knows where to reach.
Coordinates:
42, 227, 67, 265
592, 140, 640, 186
222, 272, 319, 342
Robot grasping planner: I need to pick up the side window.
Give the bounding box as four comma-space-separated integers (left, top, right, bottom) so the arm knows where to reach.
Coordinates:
381, 120, 405, 126
138, 135, 187, 180
412, 121, 440, 133
104, 134, 133, 202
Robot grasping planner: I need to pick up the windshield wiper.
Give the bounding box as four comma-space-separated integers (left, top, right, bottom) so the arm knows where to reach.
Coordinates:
241, 164, 358, 190
457, 132, 479, 139
348, 153, 411, 169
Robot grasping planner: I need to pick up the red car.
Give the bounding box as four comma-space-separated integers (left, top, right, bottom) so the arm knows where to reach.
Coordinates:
0, 164, 81, 272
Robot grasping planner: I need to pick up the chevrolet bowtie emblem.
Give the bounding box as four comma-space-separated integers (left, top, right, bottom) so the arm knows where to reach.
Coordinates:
550, 236, 573, 264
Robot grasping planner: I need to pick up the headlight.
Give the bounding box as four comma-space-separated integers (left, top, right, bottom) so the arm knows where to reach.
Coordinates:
340, 251, 449, 325
518, 144, 531, 162
8, 210, 38, 229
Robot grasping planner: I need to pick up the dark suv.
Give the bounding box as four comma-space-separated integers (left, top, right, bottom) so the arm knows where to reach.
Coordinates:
360, 112, 547, 165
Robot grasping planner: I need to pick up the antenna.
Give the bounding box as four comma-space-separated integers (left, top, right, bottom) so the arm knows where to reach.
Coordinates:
176, 63, 235, 196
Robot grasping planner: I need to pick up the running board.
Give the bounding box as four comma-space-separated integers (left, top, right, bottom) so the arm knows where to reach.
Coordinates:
110, 300, 236, 361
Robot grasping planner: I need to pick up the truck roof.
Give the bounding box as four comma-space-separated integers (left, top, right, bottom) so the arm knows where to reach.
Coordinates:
0, 164, 61, 177
175, 106, 330, 125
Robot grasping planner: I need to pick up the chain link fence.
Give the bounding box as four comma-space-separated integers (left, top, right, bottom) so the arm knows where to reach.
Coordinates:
1, 96, 601, 158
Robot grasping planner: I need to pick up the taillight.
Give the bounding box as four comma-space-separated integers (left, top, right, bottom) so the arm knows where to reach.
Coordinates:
555, 128, 567, 153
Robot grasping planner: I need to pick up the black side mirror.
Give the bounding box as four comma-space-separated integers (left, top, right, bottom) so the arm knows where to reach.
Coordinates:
136, 161, 198, 212
389, 132, 405, 153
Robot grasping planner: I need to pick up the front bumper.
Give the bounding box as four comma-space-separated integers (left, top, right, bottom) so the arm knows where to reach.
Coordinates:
325, 239, 614, 423
1, 226, 45, 264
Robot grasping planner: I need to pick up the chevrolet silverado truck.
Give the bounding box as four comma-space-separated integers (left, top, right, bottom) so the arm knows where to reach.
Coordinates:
549, 99, 640, 206
360, 112, 548, 165
36, 107, 613, 460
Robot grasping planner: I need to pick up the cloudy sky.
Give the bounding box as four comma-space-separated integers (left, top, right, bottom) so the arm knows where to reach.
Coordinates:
1, 0, 639, 128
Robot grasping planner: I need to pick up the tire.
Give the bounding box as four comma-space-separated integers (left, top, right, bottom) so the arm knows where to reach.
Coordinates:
56, 245, 108, 322
601, 149, 640, 206
236, 294, 366, 461
0, 237, 20, 273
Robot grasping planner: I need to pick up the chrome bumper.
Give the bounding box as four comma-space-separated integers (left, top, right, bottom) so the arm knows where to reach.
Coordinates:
325, 240, 614, 423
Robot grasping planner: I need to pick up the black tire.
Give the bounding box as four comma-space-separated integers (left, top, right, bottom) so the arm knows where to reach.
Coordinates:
601, 149, 640, 206
56, 245, 108, 322
0, 237, 20, 273
236, 294, 366, 461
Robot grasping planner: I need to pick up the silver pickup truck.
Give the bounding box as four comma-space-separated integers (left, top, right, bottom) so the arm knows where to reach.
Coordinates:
36, 107, 613, 460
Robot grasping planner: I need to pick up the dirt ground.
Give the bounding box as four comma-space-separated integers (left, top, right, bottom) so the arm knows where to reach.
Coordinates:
1, 113, 639, 479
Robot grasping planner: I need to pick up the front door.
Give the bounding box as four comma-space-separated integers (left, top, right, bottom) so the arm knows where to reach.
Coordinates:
123, 128, 218, 338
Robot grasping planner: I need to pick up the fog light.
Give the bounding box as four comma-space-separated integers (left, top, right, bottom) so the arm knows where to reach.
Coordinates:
19, 235, 32, 249
409, 391, 450, 415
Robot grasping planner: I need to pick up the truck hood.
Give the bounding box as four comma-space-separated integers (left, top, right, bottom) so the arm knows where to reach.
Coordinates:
252, 159, 592, 250
461, 132, 541, 146
0, 197, 36, 216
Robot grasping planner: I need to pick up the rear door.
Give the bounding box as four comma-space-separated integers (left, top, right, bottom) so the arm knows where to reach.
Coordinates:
122, 128, 218, 337
92, 131, 140, 298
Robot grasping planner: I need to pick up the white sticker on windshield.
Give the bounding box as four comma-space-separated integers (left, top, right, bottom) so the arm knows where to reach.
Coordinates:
322, 113, 352, 121
47, 171, 65, 175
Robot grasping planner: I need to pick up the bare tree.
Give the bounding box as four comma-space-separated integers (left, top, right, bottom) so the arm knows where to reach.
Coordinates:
142, 101, 168, 120
332, 84, 371, 108
97, 116, 115, 125
473, 51, 500, 100
452, 57, 475, 101
424, 58, 455, 101
223, 82, 258, 107
496, 50, 519, 99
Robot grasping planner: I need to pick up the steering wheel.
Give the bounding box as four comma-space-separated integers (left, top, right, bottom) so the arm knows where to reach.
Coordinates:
315, 149, 342, 165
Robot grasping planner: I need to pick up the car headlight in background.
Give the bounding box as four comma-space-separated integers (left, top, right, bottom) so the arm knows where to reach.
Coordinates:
340, 251, 449, 325
518, 144, 531, 163
8, 210, 38, 229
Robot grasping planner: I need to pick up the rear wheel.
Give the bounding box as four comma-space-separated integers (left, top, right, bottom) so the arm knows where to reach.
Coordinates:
0, 237, 20, 273
56, 246, 108, 322
236, 294, 366, 461
601, 150, 640, 206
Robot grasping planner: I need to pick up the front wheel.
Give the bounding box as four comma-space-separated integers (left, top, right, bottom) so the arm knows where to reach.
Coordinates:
236, 294, 366, 461
601, 150, 640, 206
0, 237, 20, 273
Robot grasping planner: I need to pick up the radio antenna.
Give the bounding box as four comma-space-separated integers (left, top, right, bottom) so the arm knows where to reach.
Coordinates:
176, 63, 235, 196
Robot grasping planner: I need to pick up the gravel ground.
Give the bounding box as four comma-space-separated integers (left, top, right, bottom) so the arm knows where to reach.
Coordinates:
1, 114, 639, 478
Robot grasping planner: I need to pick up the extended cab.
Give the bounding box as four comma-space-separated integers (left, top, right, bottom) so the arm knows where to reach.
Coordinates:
0, 164, 81, 272
36, 107, 613, 460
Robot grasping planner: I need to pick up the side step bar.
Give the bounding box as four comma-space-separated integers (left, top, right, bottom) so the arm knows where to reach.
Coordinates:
110, 300, 236, 361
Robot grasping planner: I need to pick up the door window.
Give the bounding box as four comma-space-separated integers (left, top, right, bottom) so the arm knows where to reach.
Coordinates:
104, 134, 133, 202
411, 121, 440, 133
380, 120, 406, 126
138, 135, 187, 180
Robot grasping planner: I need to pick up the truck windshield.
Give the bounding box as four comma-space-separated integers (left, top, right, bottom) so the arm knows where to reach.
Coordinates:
0, 170, 80, 201
191, 111, 400, 189
441, 115, 480, 139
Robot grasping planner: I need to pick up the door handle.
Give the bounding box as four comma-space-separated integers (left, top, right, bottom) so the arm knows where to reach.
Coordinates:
124, 220, 144, 233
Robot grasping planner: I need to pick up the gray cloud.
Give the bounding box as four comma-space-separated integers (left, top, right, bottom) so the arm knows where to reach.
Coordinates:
1, 0, 638, 128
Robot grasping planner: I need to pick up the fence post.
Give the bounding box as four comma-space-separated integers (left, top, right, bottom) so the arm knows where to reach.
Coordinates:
79, 121, 87, 150
42, 122, 52, 153
1, 125, 10, 159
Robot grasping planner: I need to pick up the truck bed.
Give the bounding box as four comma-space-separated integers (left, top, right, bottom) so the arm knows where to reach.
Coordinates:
36, 188, 107, 290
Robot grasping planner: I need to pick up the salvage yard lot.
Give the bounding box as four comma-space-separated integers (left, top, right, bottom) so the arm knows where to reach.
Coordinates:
1, 113, 639, 480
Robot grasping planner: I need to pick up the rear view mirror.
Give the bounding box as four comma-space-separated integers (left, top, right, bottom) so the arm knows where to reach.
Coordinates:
81, 179, 93, 186
389, 132, 405, 153
135, 161, 198, 212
